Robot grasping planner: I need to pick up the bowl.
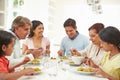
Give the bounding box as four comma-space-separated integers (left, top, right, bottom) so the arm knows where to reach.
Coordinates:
71, 56, 84, 65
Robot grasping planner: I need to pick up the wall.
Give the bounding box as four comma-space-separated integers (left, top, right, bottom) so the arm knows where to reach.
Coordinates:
6, 0, 120, 55
46, 0, 120, 45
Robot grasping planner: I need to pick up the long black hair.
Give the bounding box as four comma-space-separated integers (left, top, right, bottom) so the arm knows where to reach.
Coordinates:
99, 26, 120, 50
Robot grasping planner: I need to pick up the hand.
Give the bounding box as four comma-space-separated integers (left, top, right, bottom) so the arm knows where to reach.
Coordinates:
84, 58, 98, 68
70, 48, 80, 56
32, 48, 43, 58
93, 68, 117, 80
25, 49, 34, 54
57, 50, 64, 56
45, 49, 50, 56
93, 67, 108, 78
22, 57, 31, 64
23, 68, 35, 75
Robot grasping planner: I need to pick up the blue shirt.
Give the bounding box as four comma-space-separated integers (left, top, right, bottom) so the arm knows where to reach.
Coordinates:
60, 33, 90, 57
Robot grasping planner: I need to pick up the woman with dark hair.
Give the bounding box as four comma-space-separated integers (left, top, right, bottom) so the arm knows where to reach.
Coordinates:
86, 26, 120, 80
71, 23, 105, 65
22, 20, 50, 58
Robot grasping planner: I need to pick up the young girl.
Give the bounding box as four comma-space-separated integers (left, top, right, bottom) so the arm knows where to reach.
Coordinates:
0, 30, 35, 80
86, 26, 120, 80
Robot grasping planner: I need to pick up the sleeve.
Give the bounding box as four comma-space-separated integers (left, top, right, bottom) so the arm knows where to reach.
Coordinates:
78, 43, 92, 57
112, 68, 120, 80
45, 37, 50, 46
60, 38, 65, 52
0, 62, 8, 73
83, 36, 90, 49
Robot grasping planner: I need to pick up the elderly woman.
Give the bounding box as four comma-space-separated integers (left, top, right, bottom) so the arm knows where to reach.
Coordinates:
71, 23, 105, 66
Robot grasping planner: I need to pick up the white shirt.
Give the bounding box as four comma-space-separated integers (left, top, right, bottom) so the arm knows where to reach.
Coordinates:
79, 43, 105, 65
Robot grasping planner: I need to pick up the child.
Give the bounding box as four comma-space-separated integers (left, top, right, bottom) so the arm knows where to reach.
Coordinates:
0, 30, 35, 80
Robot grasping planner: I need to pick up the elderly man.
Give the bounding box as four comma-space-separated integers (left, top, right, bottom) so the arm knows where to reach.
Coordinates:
6, 16, 40, 65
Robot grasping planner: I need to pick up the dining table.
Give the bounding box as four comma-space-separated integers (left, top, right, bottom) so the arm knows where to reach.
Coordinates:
17, 57, 109, 80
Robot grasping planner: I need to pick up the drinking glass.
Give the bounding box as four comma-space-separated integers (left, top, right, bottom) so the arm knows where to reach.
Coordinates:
45, 59, 58, 76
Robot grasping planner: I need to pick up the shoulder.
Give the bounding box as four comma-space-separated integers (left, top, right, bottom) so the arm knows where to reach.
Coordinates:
78, 33, 88, 39
42, 37, 50, 44
43, 37, 50, 41
62, 36, 69, 40
22, 37, 32, 44
0, 57, 8, 62
24, 37, 32, 42
43, 37, 49, 40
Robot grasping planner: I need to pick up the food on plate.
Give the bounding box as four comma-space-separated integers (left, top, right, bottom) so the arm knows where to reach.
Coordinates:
60, 56, 69, 60
50, 57, 56, 60
73, 55, 78, 57
77, 67, 93, 72
69, 61, 74, 64
31, 59, 40, 64
34, 68, 41, 72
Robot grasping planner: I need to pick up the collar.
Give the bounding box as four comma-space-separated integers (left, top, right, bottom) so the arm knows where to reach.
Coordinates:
70, 31, 79, 40
9, 29, 19, 40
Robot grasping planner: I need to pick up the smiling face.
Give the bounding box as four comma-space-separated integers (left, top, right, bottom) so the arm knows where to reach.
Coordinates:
65, 26, 77, 39
14, 24, 31, 39
33, 24, 44, 37
89, 29, 101, 46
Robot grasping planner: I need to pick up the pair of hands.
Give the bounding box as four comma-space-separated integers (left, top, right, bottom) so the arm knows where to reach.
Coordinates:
21, 57, 35, 75
26, 48, 43, 58
58, 48, 80, 56
84, 57, 107, 77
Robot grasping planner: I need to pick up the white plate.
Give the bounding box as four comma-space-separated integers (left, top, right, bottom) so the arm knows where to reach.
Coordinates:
68, 61, 80, 66
27, 62, 41, 65
27, 59, 41, 65
70, 67, 94, 75
15, 65, 43, 75
69, 63, 80, 66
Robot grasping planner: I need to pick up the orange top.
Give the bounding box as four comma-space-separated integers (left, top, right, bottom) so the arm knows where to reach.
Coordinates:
0, 56, 9, 73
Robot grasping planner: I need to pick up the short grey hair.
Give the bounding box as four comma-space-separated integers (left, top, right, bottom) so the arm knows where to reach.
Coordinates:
10, 16, 32, 32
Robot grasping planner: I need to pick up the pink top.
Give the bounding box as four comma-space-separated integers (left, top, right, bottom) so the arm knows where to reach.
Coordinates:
23, 37, 50, 54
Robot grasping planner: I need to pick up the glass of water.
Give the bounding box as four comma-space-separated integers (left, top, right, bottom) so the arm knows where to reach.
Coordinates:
45, 59, 58, 76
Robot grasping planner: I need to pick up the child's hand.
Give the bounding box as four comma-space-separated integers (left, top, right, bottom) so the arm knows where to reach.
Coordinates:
22, 57, 30, 64
23, 68, 35, 75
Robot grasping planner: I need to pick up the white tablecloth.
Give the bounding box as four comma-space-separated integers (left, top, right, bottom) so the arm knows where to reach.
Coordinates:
18, 58, 108, 80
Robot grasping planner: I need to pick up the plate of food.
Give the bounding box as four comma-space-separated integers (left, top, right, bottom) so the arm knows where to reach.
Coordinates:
69, 61, 80, 66
33, 67, 42, 74
70, 67, 94, 75
59, 56, 69, 60
15, 66, 42, 75
28, 58, 41, 65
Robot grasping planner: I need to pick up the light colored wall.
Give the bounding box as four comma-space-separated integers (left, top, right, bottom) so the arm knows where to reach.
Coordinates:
7, 0, 120, 41
7, 0, 120, 55
46, 0, 120, 45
